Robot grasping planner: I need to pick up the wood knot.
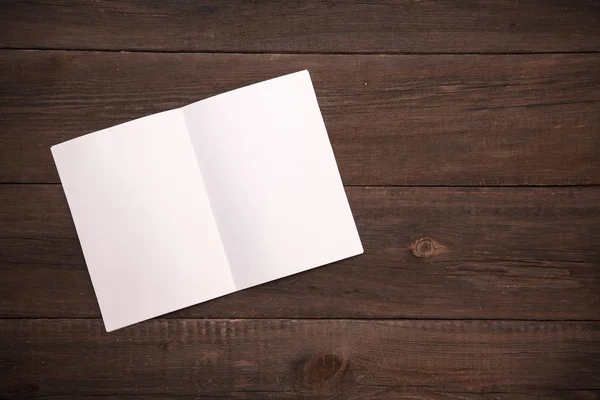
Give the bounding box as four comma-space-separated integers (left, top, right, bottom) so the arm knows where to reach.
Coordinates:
303, 353, 348, 386
411, 237, 444, 259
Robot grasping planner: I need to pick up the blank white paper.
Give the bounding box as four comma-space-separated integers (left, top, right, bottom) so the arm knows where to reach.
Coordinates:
183, 71, 363, 290
52, 70, 362, 332
51, 110, 234, 331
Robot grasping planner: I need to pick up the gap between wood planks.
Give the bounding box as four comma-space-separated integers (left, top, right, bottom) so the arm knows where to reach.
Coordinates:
2, 47, 600, 55
1, 317, 600, 322
2, 183, 600, 188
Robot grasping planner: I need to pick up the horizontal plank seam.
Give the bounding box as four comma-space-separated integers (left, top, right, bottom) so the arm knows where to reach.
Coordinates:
1, 317, 599, 322
367, 264, 600, 275
2, 182, 600, 188
4, 257, 599, 268
360, 386, 600, 391
330, 385, 600, 393
26, 389, 600, 398
1, 47, 600, 56
402, 258, 600, 266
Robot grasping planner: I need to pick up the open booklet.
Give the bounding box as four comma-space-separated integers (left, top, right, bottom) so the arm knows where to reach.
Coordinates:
51, 70, 363, 332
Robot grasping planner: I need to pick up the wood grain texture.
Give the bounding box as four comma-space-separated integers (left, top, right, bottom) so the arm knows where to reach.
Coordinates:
14, 391, 599, 400
2, 185, 598, 320
1, 319, 599, 398
1, 51, 599, 185
2, 2, 599, 398
1, 0, 599, 53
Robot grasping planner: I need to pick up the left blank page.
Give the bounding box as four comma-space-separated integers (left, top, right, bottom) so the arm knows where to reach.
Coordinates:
51, 109, 234, 332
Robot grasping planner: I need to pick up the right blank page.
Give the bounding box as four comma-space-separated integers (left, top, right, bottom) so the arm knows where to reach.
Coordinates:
183, 70, 363, 290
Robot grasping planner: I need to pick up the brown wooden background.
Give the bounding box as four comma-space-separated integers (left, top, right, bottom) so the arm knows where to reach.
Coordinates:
1, 1, 599, 399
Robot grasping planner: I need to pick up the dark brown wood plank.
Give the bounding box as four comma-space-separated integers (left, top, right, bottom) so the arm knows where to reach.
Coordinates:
17, 391, 600, 400
1, 185, 598, 320
1, 51, 599, 185
1, 1, 599, 53
1, 319, 598, 398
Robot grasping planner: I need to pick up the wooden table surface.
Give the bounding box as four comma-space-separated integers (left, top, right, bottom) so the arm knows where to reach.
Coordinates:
1, 1, 599, 399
